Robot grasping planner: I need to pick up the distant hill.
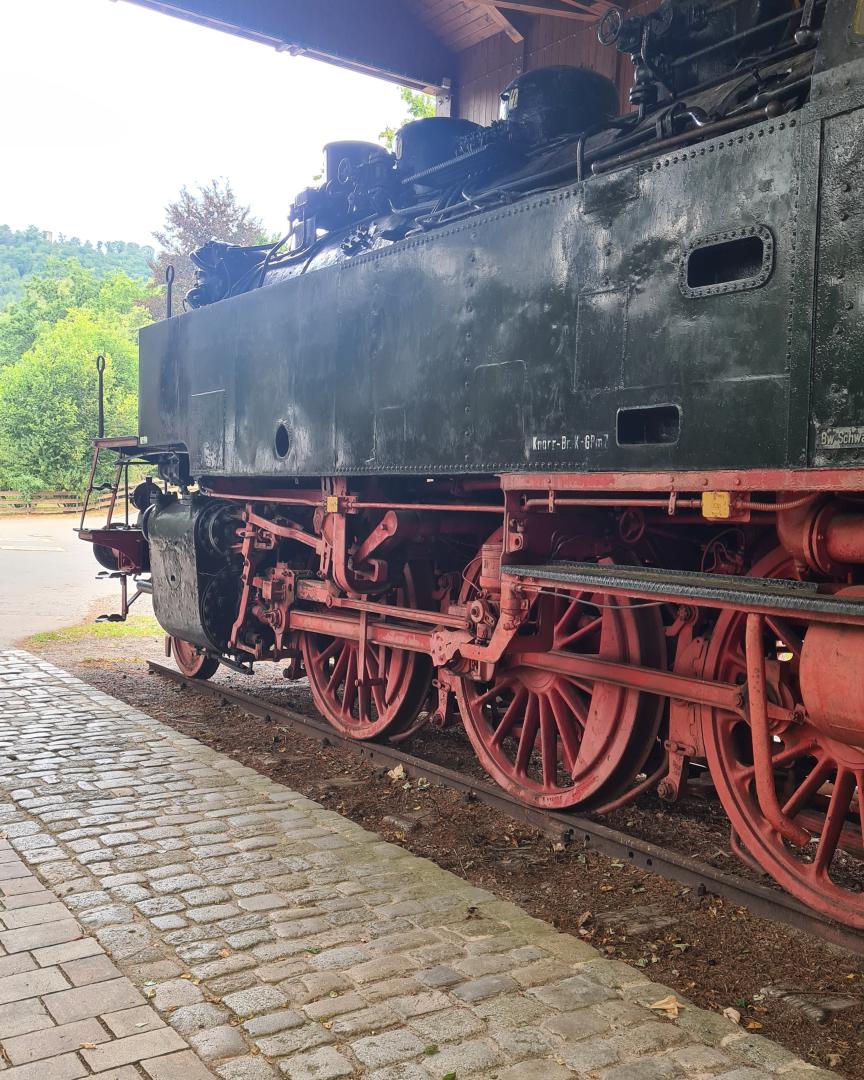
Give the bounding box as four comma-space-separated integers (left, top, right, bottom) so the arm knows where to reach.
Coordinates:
0, 225, 153, 309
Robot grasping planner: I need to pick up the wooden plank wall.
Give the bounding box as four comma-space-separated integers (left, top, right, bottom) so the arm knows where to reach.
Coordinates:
455, 0, 660, 125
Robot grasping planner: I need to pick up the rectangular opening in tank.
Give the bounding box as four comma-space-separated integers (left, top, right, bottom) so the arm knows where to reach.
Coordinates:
617, 404, 681, 446
686, 235, 765, 289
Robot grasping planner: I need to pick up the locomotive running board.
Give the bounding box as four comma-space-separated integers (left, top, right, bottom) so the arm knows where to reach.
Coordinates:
503, 561, 864, 626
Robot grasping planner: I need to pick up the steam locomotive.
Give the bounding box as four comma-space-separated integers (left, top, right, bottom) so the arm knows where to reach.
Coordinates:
80, 0, 864, 928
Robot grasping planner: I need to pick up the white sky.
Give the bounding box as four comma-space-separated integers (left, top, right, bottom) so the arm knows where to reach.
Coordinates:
0, 0, 406, 248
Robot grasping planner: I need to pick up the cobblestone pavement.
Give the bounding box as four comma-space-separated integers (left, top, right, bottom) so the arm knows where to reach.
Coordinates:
0, 651, 841, 1080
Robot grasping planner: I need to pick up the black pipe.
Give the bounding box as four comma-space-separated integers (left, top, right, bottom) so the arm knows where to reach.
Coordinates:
592, 101, 781, 176
95, 354, 105, 439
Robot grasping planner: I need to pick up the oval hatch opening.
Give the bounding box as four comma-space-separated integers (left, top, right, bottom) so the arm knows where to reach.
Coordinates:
274, 423, 291, 459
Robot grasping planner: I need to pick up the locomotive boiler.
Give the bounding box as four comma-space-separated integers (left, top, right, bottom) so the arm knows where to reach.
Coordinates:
80, 0, 864, 929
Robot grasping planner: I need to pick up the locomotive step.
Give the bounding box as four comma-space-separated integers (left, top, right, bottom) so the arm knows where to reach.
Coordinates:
503, 560, 864, 621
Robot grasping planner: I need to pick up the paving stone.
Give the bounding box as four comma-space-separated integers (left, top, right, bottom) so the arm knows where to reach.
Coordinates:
80, 1027, 187, 1071
0, 902, 71, 929
365, 1066, 428, 1080
86, 1068, 141, 1080
60, 952, 121, 986
44, 976, 146, 1023
544, 1007, 611, 1042
169, 1003, 231, 1035
222, 985, 288, 1015
451, 973, 518, 1002
102, 1004, 166, 1037
31, 938, 103, 967
3, 1017, 111, 1064
151, 978, 206, 1010
0, 919, 81, 953
0, 1052, 87, 1080
256, 1025, 334, 1057
670, 1045, 733, 1071
558, 1034, 620, 1072
491, 1023, 557, 1059
494, 1062, 573, 1080
711, 1072, 780, 1080
303, 992, 366, 1020
0, 953, 37, 978
142, 1049, 218, 1080
530, 974, 618, 1010
417, 1038, 503, 1076
0, 966, 68, 1005
722, 1033, 798, 1071
189, 1024, 249, 1062
329, 1005, 399, 1038
350, 1029, 426, 1068
242, 1012, 305, 1038
600, 1057, 682, 1080
0, 996, 54, 1038
217, 1059, 278, 1080
407, 1006, 485, 1044
276, 1046, 354, 1080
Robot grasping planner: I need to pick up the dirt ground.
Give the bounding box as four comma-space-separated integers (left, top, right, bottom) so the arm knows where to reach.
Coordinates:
21, 608, 864, 1079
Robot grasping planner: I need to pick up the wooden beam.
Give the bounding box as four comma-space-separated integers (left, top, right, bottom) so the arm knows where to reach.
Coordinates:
481, 0, 598, 22
473, 1, 527, 42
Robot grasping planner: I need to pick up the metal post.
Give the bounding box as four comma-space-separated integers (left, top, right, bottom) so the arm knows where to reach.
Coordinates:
96, 354, 106, 438
165, 265, 175, 319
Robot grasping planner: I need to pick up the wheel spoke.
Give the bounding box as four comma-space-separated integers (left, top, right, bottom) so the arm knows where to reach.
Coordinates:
812, 769, 856, 875
340, 649, 358, 717
782, 758, 833, 819
490, 688, 526, 747
555, 678, 589, 728
514, 696, 539, 777
554, 598, 582, 635
556, 616, 603, 650
539, 695, 558, 790
548, 686, 581, 774
326, 645, 350, 694
318, 638, 342, 665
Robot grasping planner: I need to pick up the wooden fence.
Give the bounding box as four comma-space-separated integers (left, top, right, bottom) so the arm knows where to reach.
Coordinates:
0, 491, 114, 517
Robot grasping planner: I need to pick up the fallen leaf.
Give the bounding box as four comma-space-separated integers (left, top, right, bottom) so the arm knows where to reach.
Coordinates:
218, 949, 232, 958
386, 764, 406, 782
649, 995, 683, 1019
746, 1020, 763, 1031
79, 1043, 97, 1050
723, 1007, 742, 1025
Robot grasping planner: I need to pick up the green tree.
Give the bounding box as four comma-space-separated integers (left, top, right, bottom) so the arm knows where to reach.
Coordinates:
0, 258, 153, 369
380, 86, 437, 150
0, 224, 152, 309
0, 306, 145, 495
150, 179, 267, 315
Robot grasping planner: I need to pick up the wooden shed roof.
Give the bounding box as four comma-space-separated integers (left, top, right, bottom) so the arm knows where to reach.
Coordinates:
125, 0, 619, 91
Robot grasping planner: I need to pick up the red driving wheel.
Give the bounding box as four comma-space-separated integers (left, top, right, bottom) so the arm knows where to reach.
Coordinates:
300, 562, 432, 740
171, 637, 219, 680
701, 548, 864, 928
456, 561, 665, 811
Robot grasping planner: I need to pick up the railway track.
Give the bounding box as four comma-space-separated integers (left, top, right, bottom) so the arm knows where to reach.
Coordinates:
148, 659, 864, 957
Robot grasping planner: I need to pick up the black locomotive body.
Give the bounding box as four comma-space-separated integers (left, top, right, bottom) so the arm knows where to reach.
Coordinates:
81, 0, 864, 928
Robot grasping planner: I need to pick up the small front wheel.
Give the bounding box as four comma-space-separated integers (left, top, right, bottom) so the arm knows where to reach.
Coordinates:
170, 637, 219, 680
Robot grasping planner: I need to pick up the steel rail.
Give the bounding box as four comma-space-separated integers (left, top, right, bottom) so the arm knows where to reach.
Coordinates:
148, 660, 864, 956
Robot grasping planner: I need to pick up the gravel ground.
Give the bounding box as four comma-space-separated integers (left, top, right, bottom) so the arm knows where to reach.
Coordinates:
22, 610, 864, 1079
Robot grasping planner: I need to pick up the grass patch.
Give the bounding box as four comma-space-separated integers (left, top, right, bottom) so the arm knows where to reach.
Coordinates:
27, 615, 161, 644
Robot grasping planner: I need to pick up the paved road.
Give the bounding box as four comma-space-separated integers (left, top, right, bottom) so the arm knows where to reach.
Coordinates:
0, 517, 122, 644
0, 650, 840, 1080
